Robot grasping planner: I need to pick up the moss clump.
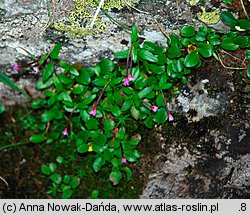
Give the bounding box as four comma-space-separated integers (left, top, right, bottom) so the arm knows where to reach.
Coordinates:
54, 0, 140, 37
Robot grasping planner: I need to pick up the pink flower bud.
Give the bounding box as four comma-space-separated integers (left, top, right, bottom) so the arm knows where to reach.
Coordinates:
122, 157, 126, 163
62, 128, 68, 136
150, 105, 158, 112
33, 66, 39, 73
12, 65, 21, 71
89, 106, 97, 116
168, 113, 174, 122
123, 77, 129, 86
128, 74, 134, 81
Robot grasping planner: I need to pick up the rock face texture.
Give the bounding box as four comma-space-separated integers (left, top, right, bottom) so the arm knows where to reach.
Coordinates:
0, 0, 249, 198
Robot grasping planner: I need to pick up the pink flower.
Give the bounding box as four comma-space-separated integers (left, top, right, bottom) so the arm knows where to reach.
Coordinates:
33, 66, 39, 73
12, 65, 21, 71
123, 77, 130, 86
168, 113, 174, 122
89, 106, 97, 116
62, 128, 68, 136
150, 105, 158, 112
122, 157, 126, 163
123, 75, 134, 86
128, 74, 134, 81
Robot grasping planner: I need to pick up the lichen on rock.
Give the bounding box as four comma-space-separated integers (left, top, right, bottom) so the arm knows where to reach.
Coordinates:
54, 0, 140, 37
197, 6, 220, 25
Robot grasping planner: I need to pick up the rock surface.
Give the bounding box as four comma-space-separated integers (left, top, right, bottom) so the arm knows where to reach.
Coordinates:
0, 0, 249, 198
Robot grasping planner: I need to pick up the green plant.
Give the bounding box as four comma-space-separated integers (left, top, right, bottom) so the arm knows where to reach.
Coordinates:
41, 158, 81, 199
18, 15, 249, 198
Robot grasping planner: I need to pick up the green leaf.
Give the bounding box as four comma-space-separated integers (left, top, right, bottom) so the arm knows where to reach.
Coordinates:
99, 59, 115, 74
208, 33, 221, 46
76, 68, 90, 85
167, 46, 181, 59
109, 171, 122, 185
50, 173, 62, 184
234, 36, 249, 48
144, 116, 153, 128
41, 109, 59, 122
130, 134, 141, 145
72, 84, 85, 94
41, 164, 52, 175
91, 190, 99, 198
237, 19, 250, 31
63, 175, 71, 184
42, 62, 54, 82
30, 135, 46, 143
50, 44, 61, 59
247, 50, 250, 61
36, 77, 53, 89
121, 100, 133, 112
114, 50, 129, 59
70, 176, 80, 189
0, 103, 5, 114
184, 50, 200, 67
104, 120, 115, 130
93, 77, 109, 86
180, 26, 195, 37
159, 74, 169, 90
197, 43, 213, 57
111, 104, 121, 117
220, 11, 238, 28
130, 105, 140, 120
221, 37, 239, 51
53, 75, 63, 92
62, 189, 73, 199
49, 163, 57, 172
93, 157, 105, 172
153, 107, 168, 124
69, 66, 79, 76
93, 134, 107, 146
77, 144, 89, 153
195, 29, 207, 42
56, 156, 64, 164
138, 86, 153, 99
78, 130, 90, 144
103, 149, 113, 161
156, 93, 164, 107
125, 167, 132, 181
131, 25, 138, 43
114, 91, 123, 105
138, 49, 158, 62
58, 74, 72, 85
135, 77, 147, 90
223, 0, 232, 4
0, 72, 29, 98
172, 59, 184, 72
86, 118, 99, 130
116, 127, 126, 140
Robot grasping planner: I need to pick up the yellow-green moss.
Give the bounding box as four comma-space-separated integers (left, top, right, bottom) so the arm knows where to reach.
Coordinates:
197, 6, 220, 25
54, 0, 140, 37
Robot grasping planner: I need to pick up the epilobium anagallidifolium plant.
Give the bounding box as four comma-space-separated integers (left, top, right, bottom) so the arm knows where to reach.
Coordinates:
26, 20, 249, 198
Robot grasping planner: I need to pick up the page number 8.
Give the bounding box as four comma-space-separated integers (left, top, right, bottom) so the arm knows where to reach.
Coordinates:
240, 203, 246, 211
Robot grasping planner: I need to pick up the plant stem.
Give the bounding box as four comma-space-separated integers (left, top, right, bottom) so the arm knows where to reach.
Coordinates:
0, 142, 29, 150
161, 90, 170, 112
96, 79, 111, 105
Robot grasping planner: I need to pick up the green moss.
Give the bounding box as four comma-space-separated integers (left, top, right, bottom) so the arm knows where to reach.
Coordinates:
54, 0, 140, 37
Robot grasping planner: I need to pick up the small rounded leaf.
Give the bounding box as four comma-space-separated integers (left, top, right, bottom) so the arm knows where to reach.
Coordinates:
184, 50, 200, 67
180, 26, 195, 37
30, 135, 46, 143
